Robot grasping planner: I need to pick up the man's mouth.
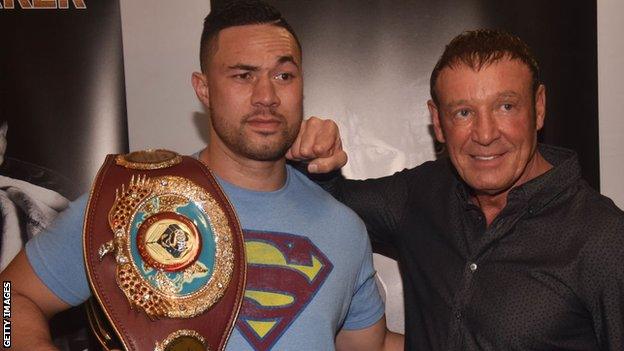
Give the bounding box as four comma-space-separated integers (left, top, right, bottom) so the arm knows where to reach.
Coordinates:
246, 117, 281, 125
247, 116, 281, 122
245, 115, 283, 133
470, 152, 505, 161
473, 155, 497, 160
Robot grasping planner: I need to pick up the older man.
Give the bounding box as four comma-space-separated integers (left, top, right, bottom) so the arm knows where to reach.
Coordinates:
0, 1, 402, 350
294, 30, 624, 350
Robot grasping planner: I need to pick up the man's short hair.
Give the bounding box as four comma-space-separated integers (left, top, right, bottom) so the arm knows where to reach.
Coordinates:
200, 0, 301, 72
429, 29, 540, 105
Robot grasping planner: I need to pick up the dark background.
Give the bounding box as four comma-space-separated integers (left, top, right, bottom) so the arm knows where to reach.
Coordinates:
213, 0, 599, 190
0, 1, 129, 196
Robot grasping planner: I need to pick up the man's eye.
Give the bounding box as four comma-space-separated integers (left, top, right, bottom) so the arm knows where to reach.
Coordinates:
274, 73, 293, 81
233, 72, 252, 80
502, 103, 514, 111
455, 109, 471, 118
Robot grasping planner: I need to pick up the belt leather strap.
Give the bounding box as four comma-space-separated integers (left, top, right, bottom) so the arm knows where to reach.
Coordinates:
83, 150, 246, 351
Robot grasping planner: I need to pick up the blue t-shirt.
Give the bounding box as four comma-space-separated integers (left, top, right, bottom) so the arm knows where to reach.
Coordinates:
26, 165, 384, 350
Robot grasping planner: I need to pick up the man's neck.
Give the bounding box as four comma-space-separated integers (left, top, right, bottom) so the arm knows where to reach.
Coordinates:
472, 151, 553, 227
199, 144, 287, 192
472, 192, 509, 227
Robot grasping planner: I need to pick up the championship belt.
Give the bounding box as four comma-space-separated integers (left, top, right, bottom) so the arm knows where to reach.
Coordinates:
83, 150, 246, 351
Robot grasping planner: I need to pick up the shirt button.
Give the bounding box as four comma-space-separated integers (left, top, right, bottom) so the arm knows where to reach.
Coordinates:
469, 263, 478, 272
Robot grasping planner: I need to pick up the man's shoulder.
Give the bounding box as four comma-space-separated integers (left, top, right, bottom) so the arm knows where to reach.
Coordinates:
289, 164, 346, 200
289, 166, 367, 228
556, 183, 624, 284
52, 193, 89, 228
560, 181, 624, 257
570, 181, 624, 223
580, 184, 624, 232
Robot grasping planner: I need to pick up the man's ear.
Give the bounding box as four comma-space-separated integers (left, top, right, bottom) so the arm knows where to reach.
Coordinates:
534, 84, 546, 130
428, 99, 446, 143
192, 72, 210, 107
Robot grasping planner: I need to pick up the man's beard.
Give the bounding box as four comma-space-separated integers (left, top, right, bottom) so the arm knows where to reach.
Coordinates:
209, 107, 301, 161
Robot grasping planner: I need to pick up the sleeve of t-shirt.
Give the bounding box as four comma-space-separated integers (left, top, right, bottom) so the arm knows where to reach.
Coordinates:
24, 194, 91, 306
341, 233, 385, 330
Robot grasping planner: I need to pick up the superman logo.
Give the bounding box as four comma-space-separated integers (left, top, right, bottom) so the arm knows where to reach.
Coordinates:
236, 230, 333, 350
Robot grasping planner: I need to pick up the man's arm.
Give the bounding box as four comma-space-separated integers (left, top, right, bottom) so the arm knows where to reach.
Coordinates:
288, 117, 411, 247
0, 195, 91, 350
0, 250, 71, 351
583, 216, 624, 350
336, 317, 403, 351
332, 215, 404, 351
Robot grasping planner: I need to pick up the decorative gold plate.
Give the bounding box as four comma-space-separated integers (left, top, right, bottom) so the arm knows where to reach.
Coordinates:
103, 175, 234, 319
154, 329, 209, 351
115, 149, 182, 170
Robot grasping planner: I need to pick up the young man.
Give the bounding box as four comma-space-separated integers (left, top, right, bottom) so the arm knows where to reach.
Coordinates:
294, 30, 624, 350
0, 2, 402, 350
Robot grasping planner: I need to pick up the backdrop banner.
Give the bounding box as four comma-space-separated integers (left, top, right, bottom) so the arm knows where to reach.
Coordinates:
0, 1, 128, 349
0, 0, 129, 195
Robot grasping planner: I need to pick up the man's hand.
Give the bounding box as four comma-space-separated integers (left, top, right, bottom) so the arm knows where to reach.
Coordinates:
287, 117, 347, 173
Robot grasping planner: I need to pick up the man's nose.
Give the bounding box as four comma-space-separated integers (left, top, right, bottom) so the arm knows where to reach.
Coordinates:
471, 111, 500, 145
251, 76, 280, 107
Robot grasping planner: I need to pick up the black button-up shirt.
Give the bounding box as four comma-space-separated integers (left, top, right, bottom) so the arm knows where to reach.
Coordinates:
327, 144, 624, 350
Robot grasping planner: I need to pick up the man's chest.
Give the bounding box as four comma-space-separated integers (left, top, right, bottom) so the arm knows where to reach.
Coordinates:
233, 229, 352, 350
397, 207, 598, 349
458, 264, 595, 349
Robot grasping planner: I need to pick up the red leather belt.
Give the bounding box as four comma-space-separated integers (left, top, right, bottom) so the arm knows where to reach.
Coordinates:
83, 150, 246, 351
